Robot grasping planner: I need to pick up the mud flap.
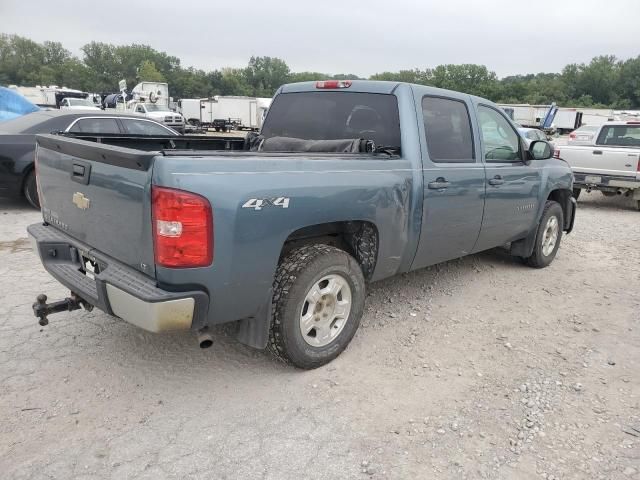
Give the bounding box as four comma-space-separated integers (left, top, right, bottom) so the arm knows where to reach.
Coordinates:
235, 288, 272, 349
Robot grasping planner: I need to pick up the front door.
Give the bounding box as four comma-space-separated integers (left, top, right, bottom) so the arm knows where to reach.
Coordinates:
473, 104, 541, 252
411, 93, 486, 269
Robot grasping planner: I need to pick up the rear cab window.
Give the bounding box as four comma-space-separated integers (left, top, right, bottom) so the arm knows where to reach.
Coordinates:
261, 92, 401, 152
596, 125, 640, 147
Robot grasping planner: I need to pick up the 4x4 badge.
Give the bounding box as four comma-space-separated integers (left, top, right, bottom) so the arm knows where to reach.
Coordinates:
72, 192, 90, 210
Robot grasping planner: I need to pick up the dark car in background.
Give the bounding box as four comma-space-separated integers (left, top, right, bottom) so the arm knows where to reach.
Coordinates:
0, 110, 179, 208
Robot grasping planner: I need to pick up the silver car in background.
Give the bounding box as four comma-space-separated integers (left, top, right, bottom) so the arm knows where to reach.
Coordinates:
518, 127, 550, 147
567, 125, 599, 146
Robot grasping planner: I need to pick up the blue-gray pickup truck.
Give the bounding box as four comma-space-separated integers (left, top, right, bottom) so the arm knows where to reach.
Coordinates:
29, 80, 576, 369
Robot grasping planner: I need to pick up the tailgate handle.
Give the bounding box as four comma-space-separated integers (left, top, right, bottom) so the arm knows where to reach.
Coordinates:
71, 162, 91, 185
592, 150, 602, 155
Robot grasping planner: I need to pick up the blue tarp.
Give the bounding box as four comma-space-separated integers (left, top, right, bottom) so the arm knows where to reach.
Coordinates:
0, 87, 40, 122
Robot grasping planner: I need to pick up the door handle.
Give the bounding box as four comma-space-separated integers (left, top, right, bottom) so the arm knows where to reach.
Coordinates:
427, 178, 450, 190
71, 162, 91, 185
593, 150, 602, 155
488, 175, 504, 186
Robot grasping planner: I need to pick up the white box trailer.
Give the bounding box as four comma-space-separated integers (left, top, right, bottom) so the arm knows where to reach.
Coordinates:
178, 96, 272, 131
9, 85, 90, 108
499, 103, 585, 133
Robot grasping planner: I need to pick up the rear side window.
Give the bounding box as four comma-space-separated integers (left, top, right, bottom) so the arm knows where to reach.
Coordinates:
68, 118, 121, 134
262, 92, 401, 148
422, 96, 474, 163
596, 125, 640, 147
123, 119, 172, 136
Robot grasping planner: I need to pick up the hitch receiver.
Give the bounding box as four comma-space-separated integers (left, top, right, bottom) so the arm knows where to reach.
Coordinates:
32, 293, 94, 326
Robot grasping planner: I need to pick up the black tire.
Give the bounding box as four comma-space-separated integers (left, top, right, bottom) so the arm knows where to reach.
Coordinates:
636, 200, 640, 212
23, 170, 40, 209
268, 245, 365, 369
524, 201, 563, 268
572, 188, 581, 200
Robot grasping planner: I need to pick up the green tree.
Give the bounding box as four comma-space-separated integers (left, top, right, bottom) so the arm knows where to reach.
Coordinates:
244, 56, 290, 96
137, 60, 165, 82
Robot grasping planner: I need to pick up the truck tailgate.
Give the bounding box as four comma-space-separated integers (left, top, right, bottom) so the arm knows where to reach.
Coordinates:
35, 134, 157, 276
562, 145, 640, 178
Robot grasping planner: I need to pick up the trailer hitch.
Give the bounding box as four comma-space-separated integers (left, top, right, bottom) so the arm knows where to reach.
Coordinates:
32, 293, 94, 326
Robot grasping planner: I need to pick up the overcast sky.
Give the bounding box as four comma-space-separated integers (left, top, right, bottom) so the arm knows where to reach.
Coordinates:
1, 0, 638, 78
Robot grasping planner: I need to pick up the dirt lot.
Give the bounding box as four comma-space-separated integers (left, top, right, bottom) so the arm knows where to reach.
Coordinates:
0, 192, 638, 480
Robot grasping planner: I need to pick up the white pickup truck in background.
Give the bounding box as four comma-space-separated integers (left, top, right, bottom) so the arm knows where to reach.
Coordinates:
555, 121, 640, 210
128, 101, 185, 133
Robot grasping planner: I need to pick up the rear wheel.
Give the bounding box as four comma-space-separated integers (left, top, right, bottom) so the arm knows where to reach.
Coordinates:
524, 201, 563, 268
23, 170, 40, 209
269, 245, 365, 369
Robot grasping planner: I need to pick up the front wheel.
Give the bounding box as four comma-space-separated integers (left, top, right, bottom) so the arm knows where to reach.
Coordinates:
524, 201, 564, 268
269, 245, 365, 369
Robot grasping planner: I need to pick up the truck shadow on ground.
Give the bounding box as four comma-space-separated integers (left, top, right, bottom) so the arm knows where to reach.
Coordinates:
575, 193, 638, 212
76, 246, 528, 377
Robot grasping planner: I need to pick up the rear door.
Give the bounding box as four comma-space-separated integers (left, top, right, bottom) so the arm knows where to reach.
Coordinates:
411, 92, 486, 269
473, 104, 542, 252
35, 134, 156, 276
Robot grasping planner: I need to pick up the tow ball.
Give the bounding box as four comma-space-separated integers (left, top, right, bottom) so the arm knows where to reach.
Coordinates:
32, 293, 94, 326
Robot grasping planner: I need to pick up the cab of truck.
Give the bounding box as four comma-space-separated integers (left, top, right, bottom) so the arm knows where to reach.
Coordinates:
129, 101, 185, 133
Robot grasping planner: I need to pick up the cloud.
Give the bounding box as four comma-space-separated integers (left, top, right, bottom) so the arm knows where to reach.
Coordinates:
1, 0, 638, 77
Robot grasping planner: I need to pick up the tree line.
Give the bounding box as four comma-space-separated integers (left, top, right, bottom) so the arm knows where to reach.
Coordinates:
1, 34, 639, 108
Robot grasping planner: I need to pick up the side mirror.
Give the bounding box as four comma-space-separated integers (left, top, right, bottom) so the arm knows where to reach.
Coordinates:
529, 140, 553, 160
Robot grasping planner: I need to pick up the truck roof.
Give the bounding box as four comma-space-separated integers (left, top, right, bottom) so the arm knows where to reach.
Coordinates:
280, 80, 401, 95
279, 80, 492, 105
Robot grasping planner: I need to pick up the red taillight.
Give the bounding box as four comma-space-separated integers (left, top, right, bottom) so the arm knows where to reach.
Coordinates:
553, 148, 560, 159
316, 80, 352, 89
637, 156, 640, 172
569, 133, 576, 139
152, 186, 213, 268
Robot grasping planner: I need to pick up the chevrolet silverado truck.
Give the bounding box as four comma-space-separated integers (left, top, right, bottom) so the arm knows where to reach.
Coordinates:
29, 80, 576, 369
555, 121, 640, 210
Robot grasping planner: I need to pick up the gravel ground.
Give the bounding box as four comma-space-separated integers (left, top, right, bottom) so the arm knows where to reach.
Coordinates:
0, 192, 638, 480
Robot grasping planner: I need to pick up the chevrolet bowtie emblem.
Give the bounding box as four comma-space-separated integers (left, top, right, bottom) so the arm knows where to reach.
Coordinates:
72, 192, 90, 210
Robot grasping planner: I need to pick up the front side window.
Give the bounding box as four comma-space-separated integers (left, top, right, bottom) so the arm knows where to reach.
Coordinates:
68, 118, 120, 134
478, 106, 521, 161
597, 125, 640, 147
136, 105, 145, 113
422, 96, 474, 163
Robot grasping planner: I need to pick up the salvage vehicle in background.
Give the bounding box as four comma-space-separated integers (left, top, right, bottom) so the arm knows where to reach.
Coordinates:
518, 127, 550, 147
129, 101, 185, 133
567, 124, 600, 146
0, 110, 180, 208
59, 97, 101, 110
555, 121, 640, 210
29, 80, 576, 369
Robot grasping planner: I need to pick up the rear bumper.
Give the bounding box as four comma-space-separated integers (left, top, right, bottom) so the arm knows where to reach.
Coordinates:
573, 172, 640, 190
28, 223, 208, 332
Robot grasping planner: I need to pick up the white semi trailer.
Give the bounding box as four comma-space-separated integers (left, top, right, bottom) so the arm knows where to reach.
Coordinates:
178, 96, 272, 131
